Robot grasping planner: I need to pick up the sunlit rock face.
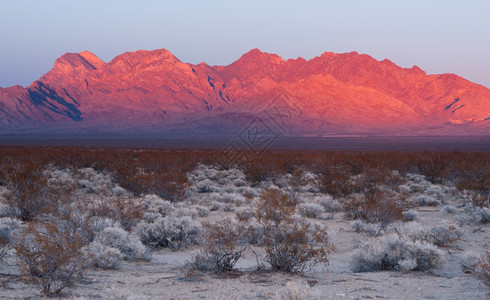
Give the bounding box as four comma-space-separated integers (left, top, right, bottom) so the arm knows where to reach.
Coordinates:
1, 48, 489, 135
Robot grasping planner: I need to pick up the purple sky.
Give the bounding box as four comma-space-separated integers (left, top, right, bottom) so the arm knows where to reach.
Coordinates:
1, 0, 489, 88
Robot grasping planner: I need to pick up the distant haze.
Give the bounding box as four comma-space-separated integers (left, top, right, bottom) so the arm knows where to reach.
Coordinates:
0, 0, 489, 88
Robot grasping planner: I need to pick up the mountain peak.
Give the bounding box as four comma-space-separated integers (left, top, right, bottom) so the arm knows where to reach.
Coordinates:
79, 51, 105, 69
56, 52, 94, 68
410, 65, 426, 76
238, 48, 284, 64
42, 52, 100, 82
113, 48, 177, 61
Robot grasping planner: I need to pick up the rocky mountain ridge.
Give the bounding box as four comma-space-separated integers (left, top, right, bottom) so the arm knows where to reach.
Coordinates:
1, 48, 488, 135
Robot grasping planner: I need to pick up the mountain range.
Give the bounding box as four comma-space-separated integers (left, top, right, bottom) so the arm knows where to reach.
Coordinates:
1, 48, 489, 136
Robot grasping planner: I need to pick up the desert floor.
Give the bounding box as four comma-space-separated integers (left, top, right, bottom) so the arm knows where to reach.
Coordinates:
0, 164, 488, 299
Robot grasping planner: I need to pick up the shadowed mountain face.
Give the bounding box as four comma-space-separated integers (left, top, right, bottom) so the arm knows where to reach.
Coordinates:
1, 48, 489, 135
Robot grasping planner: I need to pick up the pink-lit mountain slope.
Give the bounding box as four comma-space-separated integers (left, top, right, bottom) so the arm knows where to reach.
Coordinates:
1, 48, 488, 135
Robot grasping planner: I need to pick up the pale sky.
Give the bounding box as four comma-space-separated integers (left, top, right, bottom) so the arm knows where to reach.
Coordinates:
0, 0, 489, 88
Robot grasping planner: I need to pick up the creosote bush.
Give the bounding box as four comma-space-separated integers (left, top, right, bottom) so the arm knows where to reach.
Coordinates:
87, 197, 144, 232
253, 189, 334, 274
0, 147, 488, 203
318, 166, 353, 199
343, 188, 407, 228
198, 218, 247, 272
1, 163, 52, 221
475, 251, 490, 285
255, 189, 297, 225
243, 159, 276, 185
460, 250, 490, 286
14, 221, 86, 295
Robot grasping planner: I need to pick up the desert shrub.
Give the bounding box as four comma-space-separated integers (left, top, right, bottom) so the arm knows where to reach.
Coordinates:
442, 205, 457, 214
386, 222, 428, 242
223, 204, 235, 212
0, 202, 13, 218
88, 216, 121, 233
14, 222, 86, 295
255, 189, 297, 224
297, 202, 324, 219
414, 152, 450, 183
350, 220, 381, 236
263, 218, 332, 273
79, 216, 121, 244
317, 195, 343, 213
75, 167, 116, 195
0, 217, 21, 245
398, 258, 418, 273
356, 168, 406, 194
86, 197, 144, 231
114, 159, 191, 203
199, 218, 247, 272
409, 195, 440, 207
242, 218, 264, 245
343, 188, 407, 228
351, 234, 441, 272
142, 195, 174, 217
162, 215, 201, 250
253, 189, 334, 274
458, 250, 490, 285
474, 194, 490, 209
387, 221, 462, 247
83, 241, 123, 269
351, 220, 365, 233
135, 217, 167, 248
427, 223, 463, 247
318, 167, 353, 199
193, 205, 210, 217
425, 185, 444, 199
455, 158, 489, 203
94, 227, 150, 261
0, 217, 21, 259
135, 215, 200, 250
402, 209, 419, 221
467, 192, 490, 209
1, 163, 52, 221
398, 184, 411, 194
187, 253, 215, 272
235, 207, 254, 222
196, 183, 212, 193
464, 203, 490, 224
209, 201, 223, 212
288, 169, 319, 194
242, 156, 279, 185
242, 188, 257, 200
362, 223, 382, 237
475, 251, 489, 285
459, 251, 480, 273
